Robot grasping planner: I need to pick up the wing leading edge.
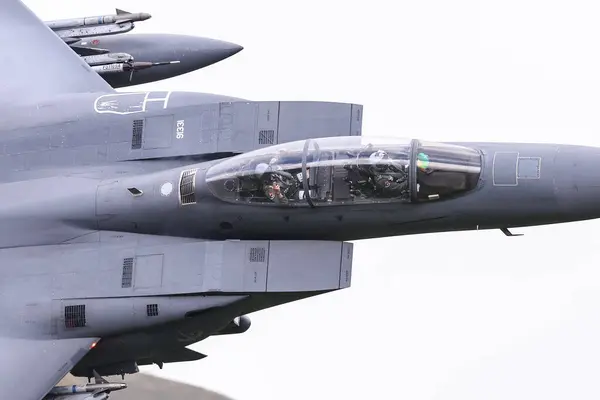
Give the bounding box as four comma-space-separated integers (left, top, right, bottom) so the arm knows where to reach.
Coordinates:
0, 336, 99, 400
0, 0, 114, 106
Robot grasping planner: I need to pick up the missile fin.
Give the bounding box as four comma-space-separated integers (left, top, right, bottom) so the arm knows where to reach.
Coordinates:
93, 369, 109, 384
62, 37, 80, 45
70, 46, 111, 56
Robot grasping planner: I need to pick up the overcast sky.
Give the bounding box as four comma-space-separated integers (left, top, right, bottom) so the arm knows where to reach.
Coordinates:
27, 0, 600, 399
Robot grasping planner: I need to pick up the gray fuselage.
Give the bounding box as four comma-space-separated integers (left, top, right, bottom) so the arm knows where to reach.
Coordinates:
0, 90, 596, 246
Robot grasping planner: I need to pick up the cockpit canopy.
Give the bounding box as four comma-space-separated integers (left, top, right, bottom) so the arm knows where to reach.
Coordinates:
205, 136, 482, 207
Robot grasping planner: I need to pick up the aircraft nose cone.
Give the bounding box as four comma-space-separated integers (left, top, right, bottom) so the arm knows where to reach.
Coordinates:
221, 41, 244, 58
94, 34, 243, 87
161, 36, 243, 74
140, 13, 152, 21
187, 37, 243, 67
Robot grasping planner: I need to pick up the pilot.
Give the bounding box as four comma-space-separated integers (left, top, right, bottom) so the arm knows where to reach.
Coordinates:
343, 146, 377, 198
367, 150, 409, 198
272, 148, 306, 200
255, 160, 296, 204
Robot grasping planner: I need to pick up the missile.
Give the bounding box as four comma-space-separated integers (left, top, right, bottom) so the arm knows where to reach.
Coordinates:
46, 9, 151, 30
54, 22, 135, 40
48, 382, 127, 395
81, 52, 134, 67
47, 370, 125, 399
47, 393, 109, 400
46, 9, 151, 41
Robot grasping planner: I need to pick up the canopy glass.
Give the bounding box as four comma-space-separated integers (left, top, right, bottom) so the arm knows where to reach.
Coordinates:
205, 136, 482, 207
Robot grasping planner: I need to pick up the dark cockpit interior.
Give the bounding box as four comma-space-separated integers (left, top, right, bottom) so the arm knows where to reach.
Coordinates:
205, 137, 482, 207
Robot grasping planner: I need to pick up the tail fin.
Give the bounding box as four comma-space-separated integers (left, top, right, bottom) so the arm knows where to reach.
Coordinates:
0, 0, 113, 106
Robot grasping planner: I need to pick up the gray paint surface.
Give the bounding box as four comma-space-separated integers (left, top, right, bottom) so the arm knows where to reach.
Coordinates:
2, 1, 600, 400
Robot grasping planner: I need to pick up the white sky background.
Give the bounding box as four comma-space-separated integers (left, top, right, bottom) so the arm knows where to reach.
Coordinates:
26, 0, 600, 399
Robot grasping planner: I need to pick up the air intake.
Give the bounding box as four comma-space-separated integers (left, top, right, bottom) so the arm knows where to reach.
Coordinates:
179, 169, 198, 205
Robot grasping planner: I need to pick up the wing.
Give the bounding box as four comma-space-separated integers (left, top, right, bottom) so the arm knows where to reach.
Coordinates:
0, 0, 114, 106
0, 336, 99, 400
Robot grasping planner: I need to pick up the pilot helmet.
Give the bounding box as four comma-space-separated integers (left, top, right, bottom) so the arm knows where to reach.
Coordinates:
369, 150, 389, 171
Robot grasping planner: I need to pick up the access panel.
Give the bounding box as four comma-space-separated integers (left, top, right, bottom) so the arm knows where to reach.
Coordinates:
143, 115, 174, 149
493, 152, 519, 186
133, 254, 164, 289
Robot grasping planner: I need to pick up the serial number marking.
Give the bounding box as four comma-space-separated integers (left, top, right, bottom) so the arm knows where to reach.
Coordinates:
176, 119, 185, 139
100, 63, 123, 71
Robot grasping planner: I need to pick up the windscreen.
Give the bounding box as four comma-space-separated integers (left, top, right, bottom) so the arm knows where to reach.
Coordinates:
414, 141, 482, 201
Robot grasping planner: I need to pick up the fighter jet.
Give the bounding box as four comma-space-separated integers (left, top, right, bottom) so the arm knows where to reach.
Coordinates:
44, 9, 243, 88
1, 1, 599, 400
